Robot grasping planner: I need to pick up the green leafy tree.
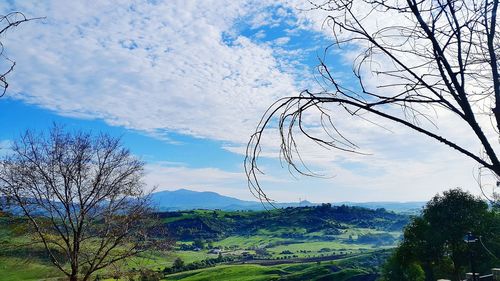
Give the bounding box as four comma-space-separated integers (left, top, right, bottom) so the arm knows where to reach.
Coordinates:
173, 257, 184, 269
423, 189, 492, 279
381, 188, 496, 281
380, 247, 425, 281
193, 239, 205, 249
398, 217, 442, 281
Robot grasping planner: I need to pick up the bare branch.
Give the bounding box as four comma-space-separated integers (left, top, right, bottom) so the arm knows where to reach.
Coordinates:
0, 126, 169, 281
246, 0, 500, 203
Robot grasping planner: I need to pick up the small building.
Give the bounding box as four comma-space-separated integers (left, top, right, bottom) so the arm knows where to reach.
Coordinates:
209, 248, 221, 254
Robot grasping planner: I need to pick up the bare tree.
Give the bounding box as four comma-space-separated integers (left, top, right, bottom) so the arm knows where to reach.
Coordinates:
246, 0, 500, 202
0, 126, 167, 281
0, 12, 40, 97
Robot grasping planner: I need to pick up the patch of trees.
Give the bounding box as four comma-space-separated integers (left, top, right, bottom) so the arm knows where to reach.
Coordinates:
162, 206, 409, 240
167, 218, 221, 240
319, 247, 332, 253
254, 248, 270, 256
137, 269, 163, 281
163, 255, 235, 274
380, 188, 500, 281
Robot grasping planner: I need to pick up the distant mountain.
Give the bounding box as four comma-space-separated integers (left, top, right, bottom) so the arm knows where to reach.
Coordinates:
150, 189, 260, 211
150, 189, 317, 211
149, 189, 425, 212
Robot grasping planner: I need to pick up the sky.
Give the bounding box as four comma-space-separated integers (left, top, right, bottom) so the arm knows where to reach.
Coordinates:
0, 0, 490, 202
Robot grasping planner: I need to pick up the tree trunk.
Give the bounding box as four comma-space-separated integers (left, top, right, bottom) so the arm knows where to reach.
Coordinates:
423, 262, 435, 281
452, 262, 462, 281
70, 264, 78, 281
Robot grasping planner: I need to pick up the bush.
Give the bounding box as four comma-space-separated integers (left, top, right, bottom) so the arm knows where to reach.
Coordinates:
139, 269, 162, 281
173, 257, 185, 269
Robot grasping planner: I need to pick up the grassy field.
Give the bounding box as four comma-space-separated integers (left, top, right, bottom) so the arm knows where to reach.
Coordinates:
266, 241, 373, 258
0, 257, 62, 281
0, 206, 404, 280
0, 236, 390, 280
0, 217, 62, 281
163, 261, 374, 281
164, 264, 285, 281
213, 235, 288, 249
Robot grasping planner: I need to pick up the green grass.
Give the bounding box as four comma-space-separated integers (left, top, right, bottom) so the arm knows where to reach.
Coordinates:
162, 213, 198, 224
214, 235, 289, 249
0, 218, 64, 280
123, 251, 175, 270
0, 257, 62, 281
175, 251, 215, 264
265, 241, 373, 258
0, 206, 401, 280
255, 227, 308, 236
164, 265, 284, 281
335, 227, 400, 240
163, 263, 371, 281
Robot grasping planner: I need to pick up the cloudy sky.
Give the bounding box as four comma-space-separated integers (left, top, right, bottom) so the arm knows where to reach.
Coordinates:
0, 0, 488, 202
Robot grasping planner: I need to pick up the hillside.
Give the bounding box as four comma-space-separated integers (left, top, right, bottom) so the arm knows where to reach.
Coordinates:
158, 205, 408, 280
160, 204, 409, 241
0, 204, 408, 280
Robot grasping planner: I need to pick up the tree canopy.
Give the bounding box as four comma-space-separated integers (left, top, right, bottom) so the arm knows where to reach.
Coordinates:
381, 188, 499, 281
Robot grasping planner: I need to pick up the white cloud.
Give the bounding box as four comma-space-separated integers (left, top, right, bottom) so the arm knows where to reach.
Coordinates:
0, 0, 496, 201
273, 36, 290, 45
144, 163, 244, 191
0, 0, 301, 144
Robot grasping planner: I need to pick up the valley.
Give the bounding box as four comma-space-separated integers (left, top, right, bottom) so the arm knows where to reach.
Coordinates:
0, 204, 409, 280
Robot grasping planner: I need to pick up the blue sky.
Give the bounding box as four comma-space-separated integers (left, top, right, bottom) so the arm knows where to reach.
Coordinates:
0, 1, 487, 202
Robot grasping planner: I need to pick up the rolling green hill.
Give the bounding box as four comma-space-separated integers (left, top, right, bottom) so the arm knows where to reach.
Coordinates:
161, 204, 409, 240
0, 205, 408, 280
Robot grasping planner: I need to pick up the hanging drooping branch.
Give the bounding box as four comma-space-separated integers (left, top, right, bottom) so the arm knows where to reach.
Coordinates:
0, 12, 42, 97
246, 0, 500, 202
